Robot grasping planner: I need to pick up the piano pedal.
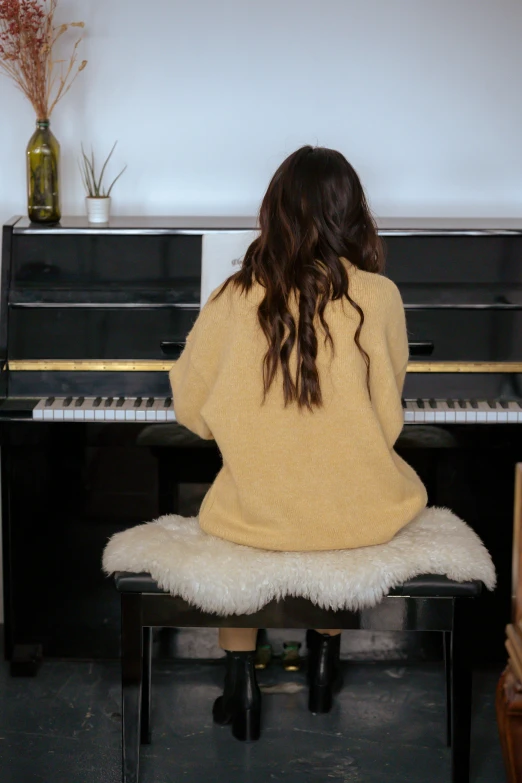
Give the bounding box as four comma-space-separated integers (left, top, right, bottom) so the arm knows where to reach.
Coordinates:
10, 643, 43, 677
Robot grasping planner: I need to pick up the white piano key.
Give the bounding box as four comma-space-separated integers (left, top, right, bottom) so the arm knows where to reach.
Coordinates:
103, 398, 116, 421
42, 397, 56, 420
455, 404, 467, 423
33, 399, 46, 420
152, 399, 165, 421
50, 398, 65, 420
403, 401, 415, 423
83, 398, 97, 421
476, 401, 493, 423
73, 398, 86, 420
424, 401, 436, 423
114, 398, 126, 421
434, 405, 446, 423
411, 400, 424, 424
506, 402, 521, 423
486, 405, 499, 423
63, 400, 75, 420
440, 401, 456, 423
123, 399, 137, 421
134, 398, 146, 421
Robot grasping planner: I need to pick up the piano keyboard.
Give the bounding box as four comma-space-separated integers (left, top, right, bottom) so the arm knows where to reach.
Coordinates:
32, 396, 175, 422
28, 396, 522, 423
402, 398, 522, 423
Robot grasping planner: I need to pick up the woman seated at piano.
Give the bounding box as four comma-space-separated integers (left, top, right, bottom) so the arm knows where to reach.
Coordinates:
169, 145, 427, 741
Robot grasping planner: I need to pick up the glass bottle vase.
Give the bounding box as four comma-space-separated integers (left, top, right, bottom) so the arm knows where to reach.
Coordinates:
26, 120, 61, 224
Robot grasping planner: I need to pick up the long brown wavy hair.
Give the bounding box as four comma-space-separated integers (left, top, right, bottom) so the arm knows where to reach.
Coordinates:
218, 145, 385, 409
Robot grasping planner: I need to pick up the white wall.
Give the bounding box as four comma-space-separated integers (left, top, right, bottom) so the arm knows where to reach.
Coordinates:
0, 0, 521, 621
1, 0, 522, 223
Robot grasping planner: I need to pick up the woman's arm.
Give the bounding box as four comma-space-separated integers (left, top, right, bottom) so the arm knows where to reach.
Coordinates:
168, 291, 228, 440
386, 281, 410, 395
169, 344, 214, 440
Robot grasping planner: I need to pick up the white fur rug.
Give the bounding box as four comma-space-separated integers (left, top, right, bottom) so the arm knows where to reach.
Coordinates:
102, 507, 496, 616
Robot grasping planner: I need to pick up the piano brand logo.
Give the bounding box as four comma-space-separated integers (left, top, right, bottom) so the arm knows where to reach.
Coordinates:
231, 257, 244, 267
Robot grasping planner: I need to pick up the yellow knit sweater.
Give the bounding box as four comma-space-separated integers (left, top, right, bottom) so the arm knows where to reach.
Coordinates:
169, 265, 427, 551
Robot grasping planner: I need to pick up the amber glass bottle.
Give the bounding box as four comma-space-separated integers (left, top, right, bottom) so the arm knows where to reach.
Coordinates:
26, 120, 61, 224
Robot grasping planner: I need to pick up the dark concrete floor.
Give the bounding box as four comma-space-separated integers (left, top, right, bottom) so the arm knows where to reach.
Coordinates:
0, 658, 506, 783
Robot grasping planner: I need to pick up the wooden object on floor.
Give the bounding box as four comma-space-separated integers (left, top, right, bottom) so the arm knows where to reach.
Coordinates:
506, 640, 522, 684
514, 464, 522, 625
497, 464, 522, 783
496, 665, 522, 783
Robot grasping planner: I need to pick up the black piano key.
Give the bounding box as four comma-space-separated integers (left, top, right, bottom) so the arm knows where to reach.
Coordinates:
133, 397, 143, 408
104, 397, 114, 407
428, 399, 437, 409
93, 397, 102, 408
416, 398, 425, 409
446, 399, 455, 409
146, 397, 154, 408
487, 399, 497, 409
45, 396, 55, 407
517, 401, 522, 409
116, 397, 125, 407
458, 399, 467, 409
164, 397, 172, 408
75, 396, 85, 407
499, 400, 509, 409
63, 396, 73, 407
401, 399, 406, 409
470, 400, 478, 409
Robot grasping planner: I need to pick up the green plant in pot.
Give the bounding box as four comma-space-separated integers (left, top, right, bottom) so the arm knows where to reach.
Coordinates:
79, 142, 127, 224
0, 0, 87, 224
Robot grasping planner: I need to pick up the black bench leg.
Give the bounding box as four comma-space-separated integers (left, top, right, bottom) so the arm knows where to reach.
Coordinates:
122, 593, 143, 783
450, 598, 472, 783
141, 627, 152, 745
443, 631, 452, 747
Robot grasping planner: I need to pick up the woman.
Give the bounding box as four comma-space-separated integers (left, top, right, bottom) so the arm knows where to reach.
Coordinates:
169, 146, 427, 741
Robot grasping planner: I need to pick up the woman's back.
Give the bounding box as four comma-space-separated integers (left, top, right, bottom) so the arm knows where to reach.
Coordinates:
169, 144, 428, 736
169, 264, 427, 551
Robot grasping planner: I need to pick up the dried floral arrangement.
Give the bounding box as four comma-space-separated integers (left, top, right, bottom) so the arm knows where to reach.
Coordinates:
79, 142, 127, 199
0, 0, 87, 120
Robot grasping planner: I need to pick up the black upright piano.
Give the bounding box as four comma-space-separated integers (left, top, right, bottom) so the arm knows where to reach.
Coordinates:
1, 215, 521, 669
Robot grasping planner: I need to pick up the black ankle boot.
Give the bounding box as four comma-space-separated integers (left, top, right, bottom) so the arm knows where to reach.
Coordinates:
213, 651, 261, 741
307, 631, 343, 714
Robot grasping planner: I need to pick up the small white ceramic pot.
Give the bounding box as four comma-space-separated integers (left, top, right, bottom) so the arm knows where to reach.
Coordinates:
86, 196, 111, 224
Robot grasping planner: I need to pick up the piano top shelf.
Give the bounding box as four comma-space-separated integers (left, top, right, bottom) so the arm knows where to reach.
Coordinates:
9, 216, 522, 235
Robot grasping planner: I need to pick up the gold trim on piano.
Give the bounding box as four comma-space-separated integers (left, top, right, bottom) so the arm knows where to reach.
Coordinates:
6, 359, 522, 373
407, 362, 522, 373
7, 360, 175, 372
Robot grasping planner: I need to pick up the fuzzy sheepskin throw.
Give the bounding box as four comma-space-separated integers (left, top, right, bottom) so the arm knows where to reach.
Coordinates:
102, 507, 496, 616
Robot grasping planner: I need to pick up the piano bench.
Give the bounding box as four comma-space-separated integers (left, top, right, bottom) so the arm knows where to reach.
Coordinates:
114, 571, 481, 783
